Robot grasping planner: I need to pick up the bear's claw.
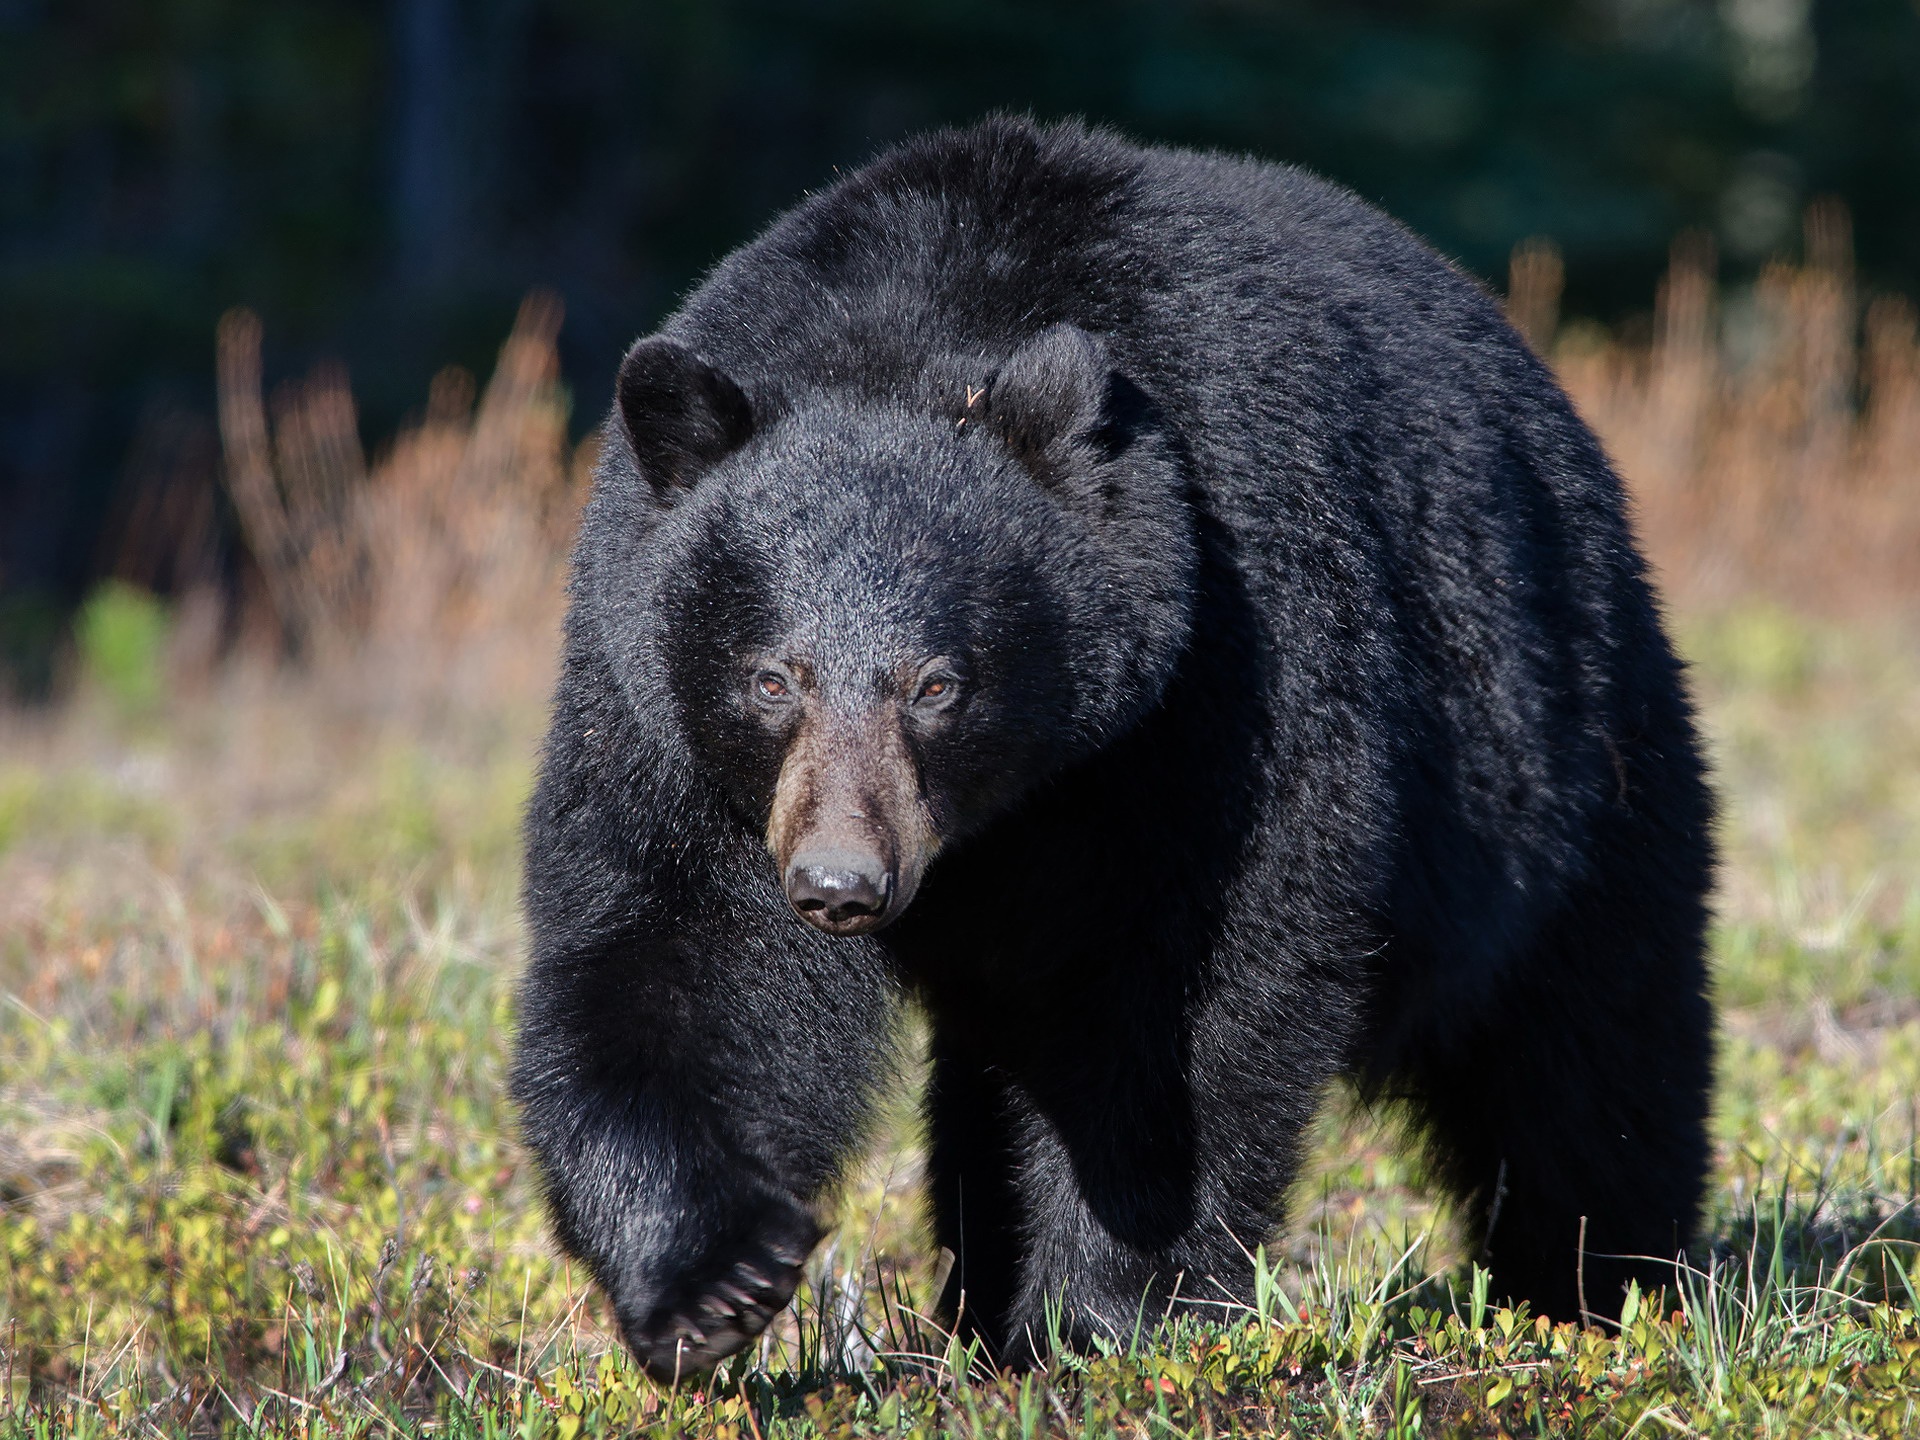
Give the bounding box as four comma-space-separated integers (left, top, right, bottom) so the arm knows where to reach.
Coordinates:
622, 1204, 822, 1383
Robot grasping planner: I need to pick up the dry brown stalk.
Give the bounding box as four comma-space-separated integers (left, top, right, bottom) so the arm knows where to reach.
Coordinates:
1505, 236, 1564, 357
1539, 204, 1920, 614
214, 291, 579, 708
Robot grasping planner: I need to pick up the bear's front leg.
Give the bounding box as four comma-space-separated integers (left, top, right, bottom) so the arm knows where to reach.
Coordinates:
928, 963, 1348, 1365
514, 838, 899, 1380
518, 1068, 824, 1380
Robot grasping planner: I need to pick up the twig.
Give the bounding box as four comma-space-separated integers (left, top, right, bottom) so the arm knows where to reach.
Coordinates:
739, 1375, 766, 1440
1577, 1215, 1594, 1330
1417, 1358, 1558, 1387
311, 1347, 352, 1398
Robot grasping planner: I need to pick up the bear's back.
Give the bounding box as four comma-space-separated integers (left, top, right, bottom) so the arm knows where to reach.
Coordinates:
667, 117, 1152, 394
663, 118, 1608, 580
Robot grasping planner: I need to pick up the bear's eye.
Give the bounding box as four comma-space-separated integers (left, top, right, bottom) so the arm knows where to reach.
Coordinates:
913, 675, 960, 706
755, 672, 792, 702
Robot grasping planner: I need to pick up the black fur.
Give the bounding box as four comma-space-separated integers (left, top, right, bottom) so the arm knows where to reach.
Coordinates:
512, 117, 1715, 1374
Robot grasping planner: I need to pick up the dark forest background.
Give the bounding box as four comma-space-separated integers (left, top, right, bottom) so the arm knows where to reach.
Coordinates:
5, 0, 1919, 684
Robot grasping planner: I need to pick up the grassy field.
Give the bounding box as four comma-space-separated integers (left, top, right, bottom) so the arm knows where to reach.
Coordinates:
3, 605, 1918, 1438
5, 234, 1920, 1434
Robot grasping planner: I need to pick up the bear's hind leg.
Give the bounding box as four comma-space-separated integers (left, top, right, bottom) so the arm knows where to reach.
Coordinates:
1400, 833, 1715, 1324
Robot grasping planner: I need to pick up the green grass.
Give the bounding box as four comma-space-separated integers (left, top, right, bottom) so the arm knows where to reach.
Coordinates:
2, 604, 1918, 1436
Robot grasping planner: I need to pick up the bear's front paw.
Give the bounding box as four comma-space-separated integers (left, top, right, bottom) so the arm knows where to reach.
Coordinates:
619, 1197, 822, 1383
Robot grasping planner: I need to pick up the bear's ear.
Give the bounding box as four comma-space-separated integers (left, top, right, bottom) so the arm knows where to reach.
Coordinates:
971, 325, 1155, 489
615, 338, 754, 499
982, 324, 1107, 461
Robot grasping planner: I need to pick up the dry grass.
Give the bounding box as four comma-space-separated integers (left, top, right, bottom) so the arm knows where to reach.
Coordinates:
82, 191, 1900, 717
1537, 203, 1920, 615
166, 200, 1920, 697
206, 292, 584, 714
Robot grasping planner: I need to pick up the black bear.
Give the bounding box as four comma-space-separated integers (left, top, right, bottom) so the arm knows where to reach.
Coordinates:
512, 117, 1715, 1379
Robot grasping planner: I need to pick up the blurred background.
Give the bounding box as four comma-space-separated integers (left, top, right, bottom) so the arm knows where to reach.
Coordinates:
5, 0, 1920, 692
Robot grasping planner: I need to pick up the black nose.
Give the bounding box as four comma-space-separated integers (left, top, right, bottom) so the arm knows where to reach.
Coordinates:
785, 851, 892, 930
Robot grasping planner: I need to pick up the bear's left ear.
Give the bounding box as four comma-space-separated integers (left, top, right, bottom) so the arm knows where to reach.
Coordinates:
981, 324, 1105, 458
615, 337, 755, 500
970, 325, 1153, 488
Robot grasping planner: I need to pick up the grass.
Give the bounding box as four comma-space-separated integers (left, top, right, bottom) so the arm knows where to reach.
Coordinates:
3, 226, 1919, 1434
2, 606, 1918, 1437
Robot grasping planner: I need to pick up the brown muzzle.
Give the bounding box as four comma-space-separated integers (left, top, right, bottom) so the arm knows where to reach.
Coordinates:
766, 705, 937, 935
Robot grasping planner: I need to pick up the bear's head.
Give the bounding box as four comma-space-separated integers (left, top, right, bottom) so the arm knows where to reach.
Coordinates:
588, 324, 1196, 935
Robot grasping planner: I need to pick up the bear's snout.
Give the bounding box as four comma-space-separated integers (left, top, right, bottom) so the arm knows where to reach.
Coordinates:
784, 848, 894, 933
764, 702, 938, 936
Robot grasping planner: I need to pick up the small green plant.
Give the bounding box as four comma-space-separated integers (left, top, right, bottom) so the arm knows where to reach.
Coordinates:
73, 581, 170, 717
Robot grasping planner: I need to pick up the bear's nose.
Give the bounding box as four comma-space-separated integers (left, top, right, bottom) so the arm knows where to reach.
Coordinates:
785, 851, 892, 933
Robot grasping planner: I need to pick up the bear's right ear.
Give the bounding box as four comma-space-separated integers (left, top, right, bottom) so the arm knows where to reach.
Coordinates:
615, 338, 754, 499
